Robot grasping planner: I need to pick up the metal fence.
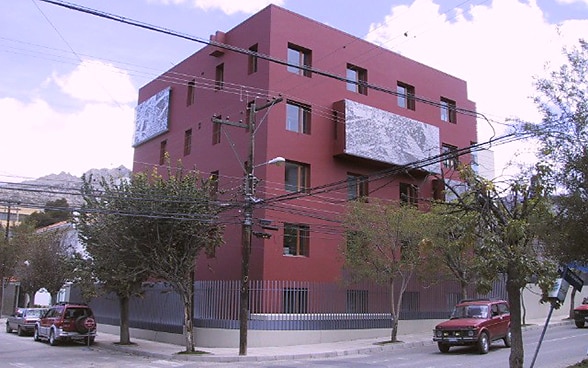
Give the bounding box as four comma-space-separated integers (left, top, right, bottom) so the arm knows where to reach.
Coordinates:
86, 277, 506, 333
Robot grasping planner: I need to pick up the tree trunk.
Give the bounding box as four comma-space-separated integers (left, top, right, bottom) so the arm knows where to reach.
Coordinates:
520, 287, 527, 326
118, 295, 131, 344
460, 280, 468, 301
507, 273, 524, 368
182, 291, 195, 352
389, 281, 398, 342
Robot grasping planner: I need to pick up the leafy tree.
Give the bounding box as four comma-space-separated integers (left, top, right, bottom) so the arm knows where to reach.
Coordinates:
0, 230, 18, 312
454, 166, 556, 368
525, 39, 588, 264
342, 199, 430, 342
419, 202, 489, 300
11, 223, 77, 305
77, 174, 152, 345
25, 198, 71, 229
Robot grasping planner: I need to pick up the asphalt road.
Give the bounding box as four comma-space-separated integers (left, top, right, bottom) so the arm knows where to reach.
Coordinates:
1, 324, 587, 367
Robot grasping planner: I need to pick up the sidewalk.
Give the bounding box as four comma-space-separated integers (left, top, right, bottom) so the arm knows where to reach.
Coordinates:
92, 317, 573, 363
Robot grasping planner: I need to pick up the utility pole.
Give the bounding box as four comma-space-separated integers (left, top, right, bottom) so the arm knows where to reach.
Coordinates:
212, 97, 282, 356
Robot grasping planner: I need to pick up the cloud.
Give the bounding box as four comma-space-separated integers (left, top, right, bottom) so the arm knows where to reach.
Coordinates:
0, 60, 135, 181
152, 0, 284, 15
365, 0, 588, 179
51, 59, 137, 104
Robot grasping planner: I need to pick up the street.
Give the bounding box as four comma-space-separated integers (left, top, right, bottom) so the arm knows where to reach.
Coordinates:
1, 324, 587, 367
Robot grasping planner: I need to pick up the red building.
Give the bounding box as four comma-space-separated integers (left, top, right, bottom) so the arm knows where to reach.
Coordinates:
133, 5, 477, 286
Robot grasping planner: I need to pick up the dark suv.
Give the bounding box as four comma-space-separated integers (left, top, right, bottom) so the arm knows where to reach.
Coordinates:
34, 303, 97, 346
433, 299, 511, 354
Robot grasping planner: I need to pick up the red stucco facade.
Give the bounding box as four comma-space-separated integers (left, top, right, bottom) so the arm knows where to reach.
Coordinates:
132, 5, 477, 284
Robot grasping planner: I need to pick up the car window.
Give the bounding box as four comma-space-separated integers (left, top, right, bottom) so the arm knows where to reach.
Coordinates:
498, 303, 510, 315
25, 309, 44, 317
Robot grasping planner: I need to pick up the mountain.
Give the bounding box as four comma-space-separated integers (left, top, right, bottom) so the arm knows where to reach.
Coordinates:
0, 166, 131, 209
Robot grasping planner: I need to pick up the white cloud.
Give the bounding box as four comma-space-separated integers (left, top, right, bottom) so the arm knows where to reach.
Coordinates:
0, 61, 136, 182
152, 0, 284, 15
51, 59, 137, 104
365, 0, 588, 179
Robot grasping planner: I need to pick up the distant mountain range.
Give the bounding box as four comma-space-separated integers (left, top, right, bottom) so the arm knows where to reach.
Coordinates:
0, 166, 131, 208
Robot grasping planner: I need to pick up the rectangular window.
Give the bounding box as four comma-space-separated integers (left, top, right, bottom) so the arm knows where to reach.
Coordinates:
283, 223, 310, 256
215, 63, 224, 90
248, 44, 258, 74
287, 43, 312, 77
187, 80, 195, 106
286, 101, 311, 134
212, 116, 221, 145
397, 82, 415, 110
159, 140, 167, 165
346, 64, 368, 95
285, 161, 310, 192
432, 179, 445, 201
283, 288, 308, 313
209, 170, 219, 198
442, 143, 459, 169
400, 291, 420, 316
400, 182, 418, 206
347, 174, 368, 200
183, 129, 192, 156
346, 290, 368, 313
440, 97, 457, 123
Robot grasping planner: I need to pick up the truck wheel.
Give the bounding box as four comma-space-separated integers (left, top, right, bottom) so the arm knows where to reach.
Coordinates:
17, 326, 24, 336
438, 342, 450, 353
49, 330, 58, 346
503, 327, 512, 347
575, 320, 585, 328
478, 332, 490, 354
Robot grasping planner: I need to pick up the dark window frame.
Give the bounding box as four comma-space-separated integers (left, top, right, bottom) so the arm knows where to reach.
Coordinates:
286, 100, 311, 134
285, 160, 310, 193
397, 82, 416, 110
287, 43, 312, 77
283, 223, 310, 257
346, 64, 368, 95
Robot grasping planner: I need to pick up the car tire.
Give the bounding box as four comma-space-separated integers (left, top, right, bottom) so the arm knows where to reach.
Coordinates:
33, 327, 40, 342
17, 326, 24, 336
437, 342, 450, 353
575, 320, 585, 328
75, 316, 90, 334
5, 323, 12, 333
49, 330, 58, 346
478, 332, 490, 354
503, 327, 512, 347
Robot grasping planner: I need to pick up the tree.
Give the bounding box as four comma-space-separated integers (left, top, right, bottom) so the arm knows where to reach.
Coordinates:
24, 198, 71, 229
77, 174, 152, 345
525, 39, 588, 264
0, 230, 18, 312
455, 166, 556, 368
11, 223, 77, 305
342, 199, 430, 342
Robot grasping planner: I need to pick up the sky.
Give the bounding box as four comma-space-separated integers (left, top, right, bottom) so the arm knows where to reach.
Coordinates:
1, 0, 587, 183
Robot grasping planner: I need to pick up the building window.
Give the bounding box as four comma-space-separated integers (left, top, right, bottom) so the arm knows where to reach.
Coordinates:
248, 44, 258, 74
212, 116, 221, 145
287, 43, 311, 77
285, 161, 310, 192
283, 287, 308, 313
346, 290, 368, 313
397, 82, 415, 110
183, 129, 192, 156
432, 179, 445, 201
283, 223, 310, 256
442, 143, 459, 169
440, 97, 457, 123
159, 140, 167, 165
400, 182, 418, 206
215, 63, 224, 90
346, 64, 368, 95
347, 174, 368, 200
209, 170, 219, 198
286, 101, 311, 134
186, 80, 195, 106
400, 291, 420, 316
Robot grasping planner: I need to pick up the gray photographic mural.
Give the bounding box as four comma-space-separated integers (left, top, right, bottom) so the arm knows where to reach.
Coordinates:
344, 99, 440, 174
133, 87, 171, 147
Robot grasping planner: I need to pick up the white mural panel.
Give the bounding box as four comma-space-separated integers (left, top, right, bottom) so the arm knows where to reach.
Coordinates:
344, 100, 440, 173
133, 87, 171, 147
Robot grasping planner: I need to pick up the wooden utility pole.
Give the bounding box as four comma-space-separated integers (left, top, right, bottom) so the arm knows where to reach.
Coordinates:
212, 97, 282, 356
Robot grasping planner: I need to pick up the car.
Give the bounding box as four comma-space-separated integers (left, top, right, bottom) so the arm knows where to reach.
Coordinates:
573, 297, 588, 328
6, 308, 48, 336
433, 298, 511, 354
33, 302, 97, 346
